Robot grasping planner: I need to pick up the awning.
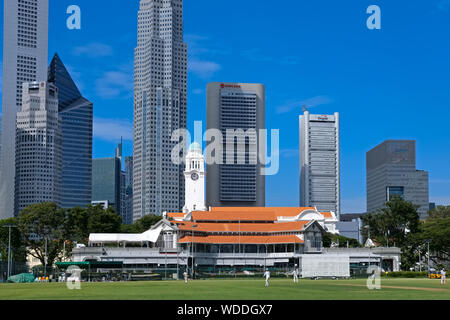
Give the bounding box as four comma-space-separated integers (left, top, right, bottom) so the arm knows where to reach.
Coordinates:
89, 224, 164, 244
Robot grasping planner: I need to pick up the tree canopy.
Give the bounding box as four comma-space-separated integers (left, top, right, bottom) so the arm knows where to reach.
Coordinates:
362, 197, 421, 270
419, 206, 450, 267
0, 217, 27, 262
16, 203, 123, 266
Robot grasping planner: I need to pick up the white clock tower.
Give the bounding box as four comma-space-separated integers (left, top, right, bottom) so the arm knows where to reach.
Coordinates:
183, 142, 207, 213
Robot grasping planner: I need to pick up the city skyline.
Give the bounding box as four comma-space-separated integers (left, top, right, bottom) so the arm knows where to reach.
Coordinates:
0, 0, 449, 214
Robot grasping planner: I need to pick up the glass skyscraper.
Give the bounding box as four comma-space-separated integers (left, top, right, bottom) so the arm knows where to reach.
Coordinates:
48, 53, 93, 209
92, 157, 121, 215
206, 82, 266, 207
366, 140, 429, 219
299, 112, 340, 218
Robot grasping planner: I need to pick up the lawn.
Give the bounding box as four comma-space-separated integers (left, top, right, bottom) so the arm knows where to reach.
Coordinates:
0, 278, 449, 300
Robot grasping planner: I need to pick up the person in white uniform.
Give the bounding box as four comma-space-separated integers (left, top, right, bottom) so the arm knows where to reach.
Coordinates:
293, 268, 299, 283
264, 270, 270, 287
441, 269, 446, 285
183, 271, 189, 284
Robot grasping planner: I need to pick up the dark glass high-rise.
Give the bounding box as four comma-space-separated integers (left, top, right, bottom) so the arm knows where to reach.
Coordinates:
48, 53, 93, 209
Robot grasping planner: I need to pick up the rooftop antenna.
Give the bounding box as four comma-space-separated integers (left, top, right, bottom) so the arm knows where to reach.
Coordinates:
302, 105, 308, 113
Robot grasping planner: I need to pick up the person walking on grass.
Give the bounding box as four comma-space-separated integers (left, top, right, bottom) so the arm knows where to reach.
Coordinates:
264, 269, 271, 287
183, 271, 189, 284
441, 269, 447, 285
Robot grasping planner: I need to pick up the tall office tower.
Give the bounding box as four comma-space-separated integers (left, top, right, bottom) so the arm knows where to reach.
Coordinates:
123, 156, 134, 224
1, 0, 49, 219
48, 53, 93, 209
299, 112, 340, 218
206, 82, 266, 207
15, 81, 62, 215
366, 140, 429, 219
133, 0, 187, 220
91, 144, 122, 215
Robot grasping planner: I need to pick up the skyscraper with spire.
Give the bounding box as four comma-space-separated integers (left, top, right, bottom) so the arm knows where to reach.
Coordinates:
133, 0, 188, 220
48, 53, 93, 209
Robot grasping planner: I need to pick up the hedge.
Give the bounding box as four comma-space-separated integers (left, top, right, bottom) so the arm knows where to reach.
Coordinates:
382, 271, 428, 278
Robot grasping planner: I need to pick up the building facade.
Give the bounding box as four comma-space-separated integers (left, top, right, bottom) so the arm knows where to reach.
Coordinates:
1, 0, 49, 219
206, 82, 266, 208
48, 53, 93, 209
366, 140, 429, 219
122, 156, 134, 225
15, 81, 62, 215
299, 112, 340, 218
92, 156, 121, 215
133, 0, 188, 220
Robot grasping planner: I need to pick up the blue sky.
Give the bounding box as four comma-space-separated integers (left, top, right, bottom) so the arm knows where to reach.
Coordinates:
1, 0, 450, 212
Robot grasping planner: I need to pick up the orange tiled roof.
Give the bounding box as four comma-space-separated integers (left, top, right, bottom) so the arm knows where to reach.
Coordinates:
167, 212, 186, 219
176, 221, 308, 233
321, 212, 333, 218
209, 207, 316, 216
192, 211, 278, 222
178, 235, 304, 244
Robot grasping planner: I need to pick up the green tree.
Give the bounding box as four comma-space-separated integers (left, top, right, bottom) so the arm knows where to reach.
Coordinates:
361, 197, 421, 270
17, 202, 66, 267
121, 214, 162, 233
419, 206, 450, 265
0, 218, 27, 262
323, 233, 361, 248
86, 205, 122, 236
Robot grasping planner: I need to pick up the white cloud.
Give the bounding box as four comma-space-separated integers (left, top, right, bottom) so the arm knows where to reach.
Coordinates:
73, 43, 113, 58
93, 118, 133, 143
188, 59, 221, 79
276, 96, 333, 114
192, 88, 204, 95
95, 71, 133, 99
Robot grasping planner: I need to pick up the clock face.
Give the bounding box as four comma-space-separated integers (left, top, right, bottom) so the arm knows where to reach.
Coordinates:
191, 173, 199, 181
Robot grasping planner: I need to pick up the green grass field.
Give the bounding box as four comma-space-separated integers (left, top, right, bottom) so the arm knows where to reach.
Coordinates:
0, 278, 449, 300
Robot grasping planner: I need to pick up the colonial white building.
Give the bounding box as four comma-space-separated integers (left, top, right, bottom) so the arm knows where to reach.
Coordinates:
71, 143, 401, 276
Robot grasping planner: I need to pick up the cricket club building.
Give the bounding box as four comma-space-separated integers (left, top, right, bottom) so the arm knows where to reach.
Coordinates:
71, 144, 400, 276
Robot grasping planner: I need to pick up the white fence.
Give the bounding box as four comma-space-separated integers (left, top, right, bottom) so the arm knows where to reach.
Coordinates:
301, 255, 350, 278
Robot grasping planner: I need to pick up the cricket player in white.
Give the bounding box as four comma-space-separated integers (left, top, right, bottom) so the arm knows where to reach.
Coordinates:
441, 269, 446, 285
183, 271, 189, 284
293, 268, 299, 283
264, 270, 270, 287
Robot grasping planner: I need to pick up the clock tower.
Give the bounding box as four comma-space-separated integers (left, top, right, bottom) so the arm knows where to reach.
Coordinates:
183, 142, 207, 213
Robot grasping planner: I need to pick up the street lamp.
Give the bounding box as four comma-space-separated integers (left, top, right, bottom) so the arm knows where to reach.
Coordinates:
2, 224, 18, 279
364, 225, 371, 268
425, 239, 431, 274
191, 224, 198, 279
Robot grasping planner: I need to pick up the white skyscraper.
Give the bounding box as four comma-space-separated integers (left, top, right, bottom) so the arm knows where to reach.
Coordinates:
15, 81, 62, 215
1, 0, 49, 218
299, 112, 340, 218
133, 0, 187, 221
